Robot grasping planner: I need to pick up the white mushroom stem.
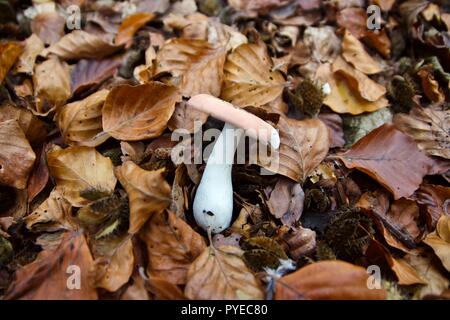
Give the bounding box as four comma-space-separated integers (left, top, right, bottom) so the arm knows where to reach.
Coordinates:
188, 94, 280, 234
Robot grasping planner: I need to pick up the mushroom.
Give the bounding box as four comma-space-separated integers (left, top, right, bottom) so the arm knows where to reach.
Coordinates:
187, 94, 280, 233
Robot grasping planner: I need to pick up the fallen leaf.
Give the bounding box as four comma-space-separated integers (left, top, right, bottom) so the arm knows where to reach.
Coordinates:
94, 238, 134, 292
33, 56, 71, 115
27, 145, 50, 203
228, 0, 290, 15
31, 12, 65, 45
47, 146, 117, 207
102, 82, 180, 141
14, 34, 44, 74
373, 0, 396, 11
303, 26, 340, 63
394, 107, 450, 160
274, 260, 386, 300
71, 57, 122, 95
168, 101, 208, 133
278, 225, 317, 260
424, 215, 450, 272
5, 232, 98, 300
185, 245, 264, 299
0, 119, 36, 189
121, 272, 150, 300
115, 161, 171, 234
317, 63, 389, 115
318, 113, 345, 148
154, 39, 226, 97
115, 12, 155, 46
56, 89, 110, 147
338, 124, 433, 199
259, 117, 330, 183
43, 30, 122, 60
25, 188, 74, 232
342, 30, 383, 75
140, 210, 206, 284
417, 69, 445, 103
221, 41, 285, 107
413, 184, 450, 229
266, 177, 304, 227
0, 42, 23, 84
146, 275, 186, 300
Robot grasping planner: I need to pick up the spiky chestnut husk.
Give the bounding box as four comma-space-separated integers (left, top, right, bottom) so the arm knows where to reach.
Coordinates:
0, 236, 13, 266
288, 79, 325, 118
315, 240, 337, 261
304, 188, 330, 213
388, 75, 417, 113
323, 208, 375, 261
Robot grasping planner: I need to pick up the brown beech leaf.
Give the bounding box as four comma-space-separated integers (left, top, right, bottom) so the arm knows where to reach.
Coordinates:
31, 12, 65, 45
5, 232, 98, 300
0, 103, 47, 146
417, 69, 445, 103
25, 188, 74, 232
27, 145, 50, 203
274, 260, 386, 300
140, 210, 206, 285
94, 238, 134, 292
185, 245, 264, 300
168, 101, 208, 133
424, 215, 450, 272
33, 56, 71, 115
115, 12, 155, 46
338, 124, 433, 199
394, 107, 450, 160
221, 41, 285, 107
154, 39, 226, 97
47, 146, 117, 207
318, 113, 345, 148
146, 275, 187, 300
102, 82, 180, 141
279, 225, 317, 260
14, 34, 44, 74
332, 57, 386, 102
266, 177, 304, 227
413, 184, 450, 229
0, 119, 36, 189
121, 272, 150, 300
317, 63, 388, 115
115, 161, 171, 234
43, 30, 122, 60
228, 0, 290, 15
71, 57, 122, 95
342, 30, 382, 75
260, 117, 330, 183
56, 89, 110, 147
0, 42, 23, 84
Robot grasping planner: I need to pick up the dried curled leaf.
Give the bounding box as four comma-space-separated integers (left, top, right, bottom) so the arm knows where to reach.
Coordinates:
413, 184, 450, 229
102, 82, 180, 141
25, 188, 74, 232
140, 210, 206, 284
43, 30, 122, 60
5, 232, 98, 300
0, 42, 23, 83
94, 238, 134, 292
154, 39, 226, 97
274, 260, 387, 300
47, 146, 117, 207
260, 117, 330, 183
33, 56, 71, 115
342, 30, 382, 75
185, 245, 264, 300
15, 34, 44, 74
71, 58, 121, 95
0, 119, 36, 189
31, 12, 65, 45
424, 215, 450, 272
57, 89, 110, 147
115, 161, 171, 234
115, 12, 155, 46
168, 101, 208, 133
221, 41, 285, 107
338, 124, 432, 199
394, 107, 450, 159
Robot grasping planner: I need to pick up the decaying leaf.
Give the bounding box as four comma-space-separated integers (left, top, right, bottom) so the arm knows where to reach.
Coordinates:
56, 89, 110, 147
47, 146, 117, 207
14, 34, 44, 74
168, 101, 208, 133
185, 245, 264, 300
260, 117, 330, 182
140, 210, 206, 284
342, 30, 383, 75
221, 41, 285, 107
413, 184, 450, 229
43, 30, 122, 60
424, 215, 450, 272
0, 42, 23, 84
394, 107, 450, 160
5, 232, 98, 300
338, 124, 433, 199
154, 39, 226, 97
102, 82, 180, 141
115, 161, 171, 234
274, 260, 386, 300
115, 12, 155, 46
0, 119, 36, 189
31, 12, 65, 45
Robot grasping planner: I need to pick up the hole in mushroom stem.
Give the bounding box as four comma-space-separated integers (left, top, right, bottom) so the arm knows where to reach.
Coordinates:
205, 211, 214, 216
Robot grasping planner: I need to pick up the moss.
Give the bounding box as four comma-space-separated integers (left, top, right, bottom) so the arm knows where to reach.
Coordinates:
288, 79, 325, 118
323, 208, 375, 261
